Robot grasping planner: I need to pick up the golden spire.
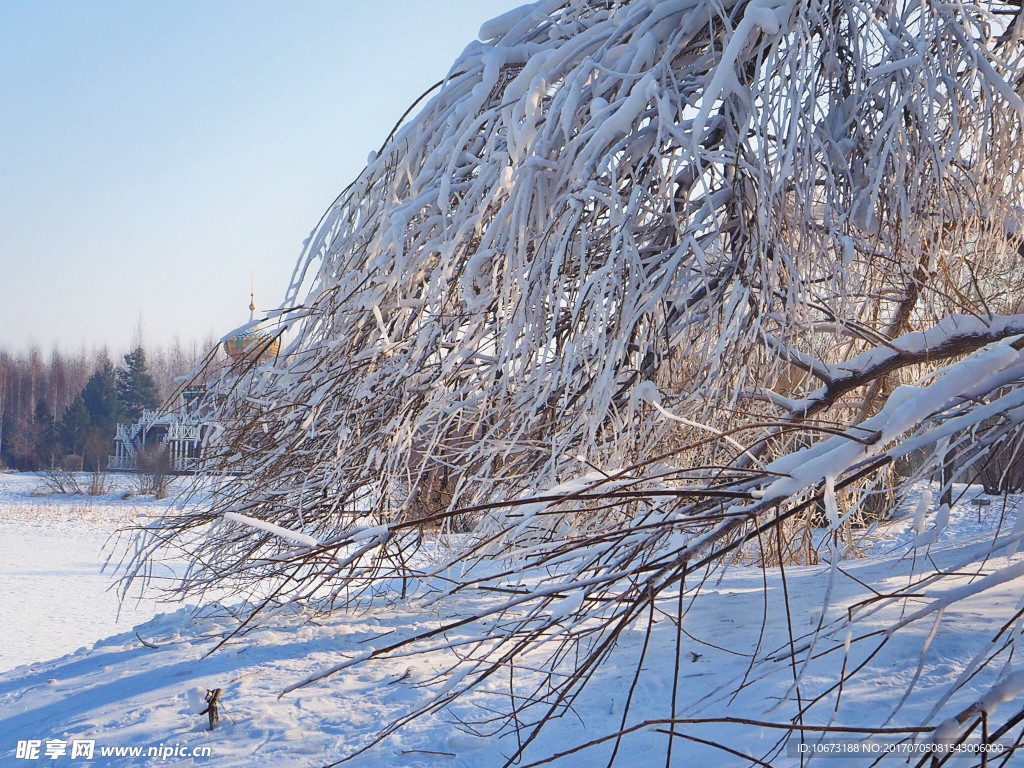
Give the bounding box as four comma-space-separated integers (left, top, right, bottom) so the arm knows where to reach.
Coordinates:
249, 272, 256, 320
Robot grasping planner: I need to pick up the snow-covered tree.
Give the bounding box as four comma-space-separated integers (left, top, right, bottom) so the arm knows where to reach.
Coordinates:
115, 346, 160, 421
126, 0, 1024, 762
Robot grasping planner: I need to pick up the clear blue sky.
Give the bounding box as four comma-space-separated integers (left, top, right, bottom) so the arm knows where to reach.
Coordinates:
0, 0, 521, 355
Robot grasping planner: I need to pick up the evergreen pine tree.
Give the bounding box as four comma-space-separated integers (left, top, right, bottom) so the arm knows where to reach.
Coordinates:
79, 358, 121, 470
33, 398, 56, 468
116, 347, 160, 421
58, 398, 90, 458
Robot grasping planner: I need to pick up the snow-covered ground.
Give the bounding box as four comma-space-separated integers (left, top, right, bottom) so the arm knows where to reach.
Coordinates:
0, 473, 189, 674
2, 472, 1024, 766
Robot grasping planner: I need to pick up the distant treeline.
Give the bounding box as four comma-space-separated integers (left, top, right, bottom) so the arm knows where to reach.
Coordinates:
0, 338, 215, 471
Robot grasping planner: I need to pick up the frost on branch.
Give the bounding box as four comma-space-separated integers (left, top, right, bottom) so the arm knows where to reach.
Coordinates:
126, 0, 1024, 764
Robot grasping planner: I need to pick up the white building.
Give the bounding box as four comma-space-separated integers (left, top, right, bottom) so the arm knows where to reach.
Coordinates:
108, 388, 207, 473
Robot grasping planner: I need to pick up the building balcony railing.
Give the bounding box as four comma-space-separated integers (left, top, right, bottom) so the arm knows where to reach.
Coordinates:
108, 456, 135, 471
107, 454, 202, 473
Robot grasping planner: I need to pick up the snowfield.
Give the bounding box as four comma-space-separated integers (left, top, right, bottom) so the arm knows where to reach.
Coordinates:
0, 473, 186, 673
2, 471, 1024, 766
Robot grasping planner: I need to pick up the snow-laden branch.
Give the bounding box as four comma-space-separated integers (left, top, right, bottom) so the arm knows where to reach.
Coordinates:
759, 342, 1022, 506
786, 314, 1024, 418
223, 512, 320, 549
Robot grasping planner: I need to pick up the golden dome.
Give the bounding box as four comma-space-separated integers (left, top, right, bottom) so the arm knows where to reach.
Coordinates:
224, 276, 281, 361
224, 327, 280, 361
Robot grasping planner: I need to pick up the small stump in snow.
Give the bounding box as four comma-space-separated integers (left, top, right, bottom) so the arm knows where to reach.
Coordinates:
200, 688, 221, 730
972, 498, 992, 523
